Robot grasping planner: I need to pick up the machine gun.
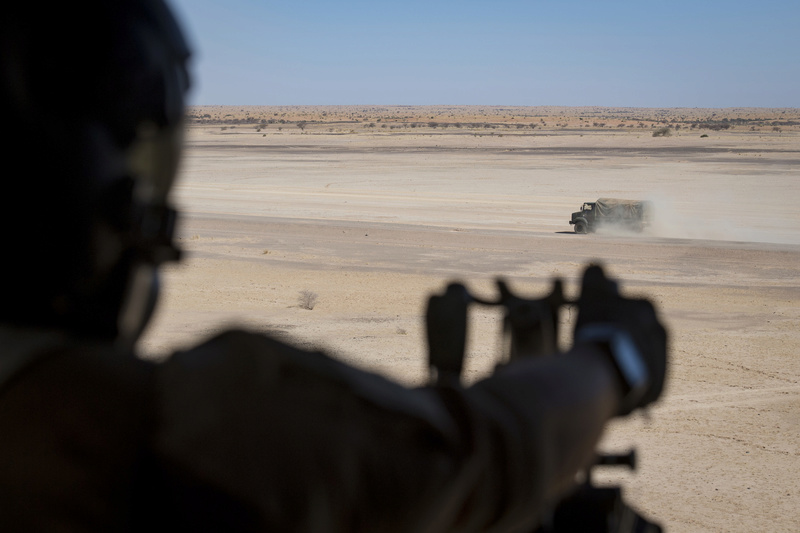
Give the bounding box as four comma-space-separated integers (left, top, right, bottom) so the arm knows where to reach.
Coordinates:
425, 278, 663, 533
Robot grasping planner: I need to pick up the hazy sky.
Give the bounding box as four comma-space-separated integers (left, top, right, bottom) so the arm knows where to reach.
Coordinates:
169, 0, 799, 107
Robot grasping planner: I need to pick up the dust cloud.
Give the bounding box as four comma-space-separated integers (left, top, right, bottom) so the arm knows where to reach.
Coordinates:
645, 195, 800, 246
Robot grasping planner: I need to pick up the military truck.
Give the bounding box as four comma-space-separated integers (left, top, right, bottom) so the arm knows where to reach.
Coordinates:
569, 198, 652, 234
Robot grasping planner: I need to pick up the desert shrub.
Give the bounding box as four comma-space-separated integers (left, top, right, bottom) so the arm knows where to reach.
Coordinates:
298, 290, 318, 310
652, 127, 672, 137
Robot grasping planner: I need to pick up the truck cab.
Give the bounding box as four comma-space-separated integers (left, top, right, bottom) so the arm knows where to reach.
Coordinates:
569, 202, 596, 234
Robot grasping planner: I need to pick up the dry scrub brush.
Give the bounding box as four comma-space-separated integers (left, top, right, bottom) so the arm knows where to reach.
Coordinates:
298, 290, 318, 310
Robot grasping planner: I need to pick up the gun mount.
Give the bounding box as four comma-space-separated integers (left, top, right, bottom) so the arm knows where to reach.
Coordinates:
425, 278, 663, 533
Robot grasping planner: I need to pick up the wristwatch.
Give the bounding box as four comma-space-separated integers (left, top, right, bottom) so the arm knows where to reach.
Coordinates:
575, 323, 650, 415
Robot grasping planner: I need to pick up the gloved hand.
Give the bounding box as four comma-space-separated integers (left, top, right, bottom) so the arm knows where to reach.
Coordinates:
573, 264, 668, 416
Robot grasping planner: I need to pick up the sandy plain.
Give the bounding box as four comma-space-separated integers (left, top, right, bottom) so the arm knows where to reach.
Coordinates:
140, 106, 800, 532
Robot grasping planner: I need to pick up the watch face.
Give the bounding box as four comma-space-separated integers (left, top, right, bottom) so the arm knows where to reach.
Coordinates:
608, 329, 648, 402
576, 324, 649, 413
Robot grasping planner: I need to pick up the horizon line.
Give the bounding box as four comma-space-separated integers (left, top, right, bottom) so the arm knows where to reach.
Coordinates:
186, 104, 800, 110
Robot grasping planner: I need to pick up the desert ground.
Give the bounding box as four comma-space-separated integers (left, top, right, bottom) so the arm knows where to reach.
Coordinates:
140, 106, 800, 532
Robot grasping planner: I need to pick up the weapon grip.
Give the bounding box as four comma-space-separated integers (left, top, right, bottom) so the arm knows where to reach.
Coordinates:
426, 283, 469, 385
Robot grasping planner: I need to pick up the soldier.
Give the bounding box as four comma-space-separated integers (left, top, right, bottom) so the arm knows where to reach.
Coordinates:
0, 1, 667, 531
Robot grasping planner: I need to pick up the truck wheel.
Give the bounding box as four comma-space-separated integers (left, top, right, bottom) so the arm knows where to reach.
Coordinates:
574, 221, 587, 234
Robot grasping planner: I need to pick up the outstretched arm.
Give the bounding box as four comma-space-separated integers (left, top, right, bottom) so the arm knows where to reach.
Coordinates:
153, 332, 619, 532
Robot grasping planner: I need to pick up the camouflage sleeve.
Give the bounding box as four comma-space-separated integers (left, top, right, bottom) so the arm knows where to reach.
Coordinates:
153, 329, 548, 532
